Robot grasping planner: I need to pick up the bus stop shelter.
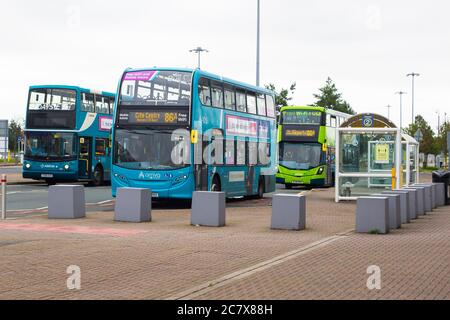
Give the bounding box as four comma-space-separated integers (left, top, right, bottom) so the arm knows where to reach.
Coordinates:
335, 113, 419, 202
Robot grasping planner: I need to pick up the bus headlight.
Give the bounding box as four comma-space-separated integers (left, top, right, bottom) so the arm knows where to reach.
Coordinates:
64, 164, 70, 170
317, 167, 324, 175
25, 163, 31, 169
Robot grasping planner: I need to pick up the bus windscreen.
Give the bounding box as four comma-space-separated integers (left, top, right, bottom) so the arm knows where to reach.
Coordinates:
120, 70, 192, 106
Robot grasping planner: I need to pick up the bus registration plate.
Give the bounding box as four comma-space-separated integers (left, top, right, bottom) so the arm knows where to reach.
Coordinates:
41, 174, 54, 178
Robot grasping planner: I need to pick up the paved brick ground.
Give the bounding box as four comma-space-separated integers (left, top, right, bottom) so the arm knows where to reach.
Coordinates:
195, 206, 450, 300
1, 173, 447, 300
0, 188, 355, 299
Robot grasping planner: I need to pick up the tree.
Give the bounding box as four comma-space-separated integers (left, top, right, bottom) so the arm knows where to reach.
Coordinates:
265, 83, 297, 111
435, 121, 450, 157
8, 119, 24, 154
312, 77, 355, 115
403, 115, 439, 155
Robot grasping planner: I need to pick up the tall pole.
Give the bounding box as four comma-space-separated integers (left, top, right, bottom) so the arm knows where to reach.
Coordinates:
189, 47, 209, 69
396, 91, 407, 130
256, 0, 260, 86
407, 73, 420, 124
385, 105, 392, 120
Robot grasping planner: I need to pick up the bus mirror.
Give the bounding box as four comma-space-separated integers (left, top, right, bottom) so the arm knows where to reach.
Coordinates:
191, 130, 198, 144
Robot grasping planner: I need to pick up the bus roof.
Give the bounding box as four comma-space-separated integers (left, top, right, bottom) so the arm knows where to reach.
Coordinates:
280, 105, 352, 117
123, 67, 274, 95
29, 85, 115, 97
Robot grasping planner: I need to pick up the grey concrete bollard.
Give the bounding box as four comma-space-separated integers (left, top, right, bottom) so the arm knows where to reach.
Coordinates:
382, 190, 410, 224
373, 193, 401, 229
413, 184, 432, 212
48, 185, 86, 219
416, 183, 437, 209
402, 188, 418, 219
271, 194, 306, 231
191, 191, 226, 227
404, 187, 425, 216
356, 197, 389, 234
434, 183, 446, 207
114, 188, 152, 222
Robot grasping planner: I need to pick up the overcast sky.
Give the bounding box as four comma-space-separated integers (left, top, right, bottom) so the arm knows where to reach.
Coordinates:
1, 0, 449, 132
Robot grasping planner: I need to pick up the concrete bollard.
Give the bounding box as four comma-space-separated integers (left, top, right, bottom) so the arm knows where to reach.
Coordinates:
402, 188, 418, 219
382, 190, 410, 224
356, 197, 389, 234
114, 188, 152, 222
404, 187, 425, 216
434, 183, 446, 207
191, 191, 226, 227
48, 185, 86, 219
413, 184, 432, 212
373, 193, 401, 229
271, 194, 306, 231
416, 183, 437, 209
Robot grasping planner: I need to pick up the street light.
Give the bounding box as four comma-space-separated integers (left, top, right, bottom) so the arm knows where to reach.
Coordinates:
256, 0, 260, 86
407, 72, 420, 124
190, 47, 209, 69
385, 105, 392, 120
395, 91, 407, 130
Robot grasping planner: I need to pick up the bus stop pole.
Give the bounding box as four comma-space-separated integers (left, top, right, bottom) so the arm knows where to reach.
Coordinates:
1, 174, 6, 220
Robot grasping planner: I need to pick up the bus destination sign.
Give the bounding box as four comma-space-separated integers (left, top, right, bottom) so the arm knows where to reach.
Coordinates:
119, 111, 189, 125
282, 125, 319, 142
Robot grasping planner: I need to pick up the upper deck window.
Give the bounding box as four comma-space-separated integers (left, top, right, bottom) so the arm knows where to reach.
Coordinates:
211, 81, 224, 108
282, 110, 323, 125
81, 93, 95, 112
28, 88, 76, 111
120, 70, 192, 107
257, 94, 266, 116
246, 92, 257, 114
266, 95, 275, 117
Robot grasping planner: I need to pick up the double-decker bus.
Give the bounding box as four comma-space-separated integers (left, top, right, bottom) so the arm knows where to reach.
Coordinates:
276, 106, 351, 188
23, 85, 115, 185
111, 68, 277, 199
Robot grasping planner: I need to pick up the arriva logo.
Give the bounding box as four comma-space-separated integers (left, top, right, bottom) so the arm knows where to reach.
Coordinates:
40, 164, 58, 169
138, 172, 162, 180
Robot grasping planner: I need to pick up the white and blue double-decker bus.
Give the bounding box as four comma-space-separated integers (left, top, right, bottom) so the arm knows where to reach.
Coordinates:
111, 68, 277, 199
23, 85, 115, 185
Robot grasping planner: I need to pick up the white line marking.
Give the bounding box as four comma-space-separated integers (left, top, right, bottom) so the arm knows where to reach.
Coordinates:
166, 229, 354, 300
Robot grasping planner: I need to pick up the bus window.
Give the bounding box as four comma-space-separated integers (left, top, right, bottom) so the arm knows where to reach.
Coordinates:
82, 93, 95, 112
198, 77, 211, 106
236, 89, 246, 113
109, 97, 115, 114
236, 140, 246, 165
95, 138, 107, 156
224, 85, 236, 110
211, 81, 224, 108
266, 95, 275, 117
247, 92, 257, 114
225, 139, 235, 164
95, 96, 109, 114
257, 94, 266, 116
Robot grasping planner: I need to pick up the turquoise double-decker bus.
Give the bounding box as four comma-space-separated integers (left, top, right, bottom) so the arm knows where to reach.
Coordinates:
23, 85, 115, 185
111, 68, 277, 199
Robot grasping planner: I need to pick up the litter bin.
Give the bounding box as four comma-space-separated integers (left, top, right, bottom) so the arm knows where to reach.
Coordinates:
432, 170, 450, 205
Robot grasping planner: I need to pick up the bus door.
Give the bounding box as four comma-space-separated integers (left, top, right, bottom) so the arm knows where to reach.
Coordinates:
78, 137, 92, 179
195, 137, 209, 191
246, 139, 256, 195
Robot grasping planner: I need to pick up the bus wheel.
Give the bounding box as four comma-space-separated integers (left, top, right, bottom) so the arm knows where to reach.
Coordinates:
91, 166, 104, 186
210, 176, 221, 192
285, 183, 293, 189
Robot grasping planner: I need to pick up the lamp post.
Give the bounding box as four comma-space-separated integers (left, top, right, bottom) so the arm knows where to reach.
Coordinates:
385, 105, 392, 120
256, 0, 260, 86
190, 47, 209, 69
395, 91, 407, 130
407, 73, 420, 124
